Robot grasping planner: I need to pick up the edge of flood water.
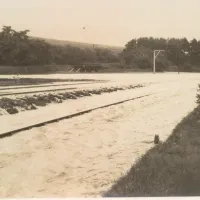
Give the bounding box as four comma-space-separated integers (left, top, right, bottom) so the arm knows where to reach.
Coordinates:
104, 105, 200, 197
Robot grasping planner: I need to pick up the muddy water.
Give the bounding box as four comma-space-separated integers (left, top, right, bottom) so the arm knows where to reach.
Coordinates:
0, 77, 198, 197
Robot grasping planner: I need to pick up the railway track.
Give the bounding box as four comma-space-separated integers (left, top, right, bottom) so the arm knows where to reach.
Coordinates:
0, 81, 109, 97
0, 92, 158, 139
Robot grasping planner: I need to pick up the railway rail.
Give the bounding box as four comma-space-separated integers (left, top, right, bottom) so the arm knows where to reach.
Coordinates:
0, 92, 158, 139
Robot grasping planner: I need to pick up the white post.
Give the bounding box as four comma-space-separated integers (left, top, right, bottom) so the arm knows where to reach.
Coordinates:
153, 50, 165, 74
153, 51, 156, 74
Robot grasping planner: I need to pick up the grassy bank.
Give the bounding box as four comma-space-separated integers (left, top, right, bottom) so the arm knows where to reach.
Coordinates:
0, 78, 98, 86
104, 105, 200, 197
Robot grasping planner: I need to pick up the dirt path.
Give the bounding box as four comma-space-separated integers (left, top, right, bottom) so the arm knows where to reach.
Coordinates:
0, 76, 199, 197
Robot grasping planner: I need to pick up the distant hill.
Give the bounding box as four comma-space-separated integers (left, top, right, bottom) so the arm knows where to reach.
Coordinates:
30, 36, 123, 55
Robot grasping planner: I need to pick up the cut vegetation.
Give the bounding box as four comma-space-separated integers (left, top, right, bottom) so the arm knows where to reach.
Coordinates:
0, 84, 143, 115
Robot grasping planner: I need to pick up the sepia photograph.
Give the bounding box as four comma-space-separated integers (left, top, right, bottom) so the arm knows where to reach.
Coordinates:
0, 0, 200, 197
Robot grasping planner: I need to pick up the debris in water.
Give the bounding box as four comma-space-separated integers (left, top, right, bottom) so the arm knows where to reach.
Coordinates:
154, 134, 160, 144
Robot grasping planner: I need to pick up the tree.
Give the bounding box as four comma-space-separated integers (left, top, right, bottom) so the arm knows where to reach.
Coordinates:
0, 25, 118, 67
123, 37, 195, 71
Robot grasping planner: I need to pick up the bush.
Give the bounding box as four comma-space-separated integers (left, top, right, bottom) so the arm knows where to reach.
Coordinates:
135, 57, 151, 69
156, 60, 166, 72
182, 64, 193, 72
196, 84, 200, 104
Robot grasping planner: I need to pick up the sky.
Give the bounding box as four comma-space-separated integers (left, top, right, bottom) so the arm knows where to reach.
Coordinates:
0, 0, 199, 47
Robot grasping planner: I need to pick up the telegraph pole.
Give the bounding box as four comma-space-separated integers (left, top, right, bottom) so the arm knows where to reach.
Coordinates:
176, 44, 186, 74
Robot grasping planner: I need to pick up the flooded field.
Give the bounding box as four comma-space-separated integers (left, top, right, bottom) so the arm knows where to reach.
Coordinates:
0, 73, 199, 197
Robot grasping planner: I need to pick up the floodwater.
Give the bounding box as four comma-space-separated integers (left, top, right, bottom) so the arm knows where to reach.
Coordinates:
0, 73, 199, 197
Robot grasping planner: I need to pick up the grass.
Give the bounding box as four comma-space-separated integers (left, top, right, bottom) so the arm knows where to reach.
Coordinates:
0, 78, 97, 86
104, 105, 200, 197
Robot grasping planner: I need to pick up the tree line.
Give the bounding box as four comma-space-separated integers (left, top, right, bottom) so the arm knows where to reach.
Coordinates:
2, 25, 200, 72
0, 26, 119, 66
122, 37, 200, 71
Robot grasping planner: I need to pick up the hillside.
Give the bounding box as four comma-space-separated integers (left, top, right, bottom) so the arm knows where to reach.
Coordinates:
31, 36, 123, 55
0, 25, 121, 71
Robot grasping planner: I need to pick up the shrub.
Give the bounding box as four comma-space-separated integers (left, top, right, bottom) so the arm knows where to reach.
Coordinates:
135, 57, 151, 69
196, 84, 200, 104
